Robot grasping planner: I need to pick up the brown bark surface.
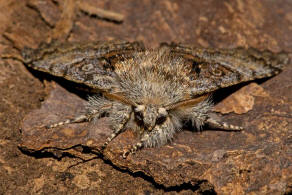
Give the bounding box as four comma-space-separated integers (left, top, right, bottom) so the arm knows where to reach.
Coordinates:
1, 0, 291, 194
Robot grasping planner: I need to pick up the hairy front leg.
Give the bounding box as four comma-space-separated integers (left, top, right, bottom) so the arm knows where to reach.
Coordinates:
123, 117, 179, 158
101, 102, 132, 149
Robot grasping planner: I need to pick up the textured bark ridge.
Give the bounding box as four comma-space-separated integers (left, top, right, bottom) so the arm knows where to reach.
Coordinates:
20, 72, 292, 193
1, 0, 292, 194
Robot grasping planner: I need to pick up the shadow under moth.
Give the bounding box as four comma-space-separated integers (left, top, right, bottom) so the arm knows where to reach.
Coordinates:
22, 40, 289, 158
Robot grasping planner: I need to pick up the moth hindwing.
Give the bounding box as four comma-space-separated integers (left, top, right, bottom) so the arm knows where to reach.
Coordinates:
23, 41, 289, 158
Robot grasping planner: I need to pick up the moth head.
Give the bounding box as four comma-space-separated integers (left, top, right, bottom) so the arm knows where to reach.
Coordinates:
134, 105, 168, 131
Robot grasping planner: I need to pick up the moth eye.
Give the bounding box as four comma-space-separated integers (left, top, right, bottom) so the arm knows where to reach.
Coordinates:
135, 111, 143, 122
156, 116, 166, 125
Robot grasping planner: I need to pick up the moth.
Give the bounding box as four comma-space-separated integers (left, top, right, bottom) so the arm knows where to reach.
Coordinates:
22, 40, 289, 158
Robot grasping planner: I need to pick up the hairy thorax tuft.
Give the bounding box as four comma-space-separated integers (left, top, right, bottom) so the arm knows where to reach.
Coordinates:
115, 49, 192, 106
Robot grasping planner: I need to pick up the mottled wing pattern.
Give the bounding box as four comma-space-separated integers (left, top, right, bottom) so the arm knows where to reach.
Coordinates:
22, 40, 145, 93
161, 43, 289, 96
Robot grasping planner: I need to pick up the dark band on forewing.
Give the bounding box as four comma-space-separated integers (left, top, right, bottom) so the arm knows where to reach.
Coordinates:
160, 43, 289, 96
22, 41, 145, 92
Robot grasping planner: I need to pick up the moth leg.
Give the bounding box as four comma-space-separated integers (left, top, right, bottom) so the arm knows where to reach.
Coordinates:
101, 105, 132, 149
122, 133, 150, 158
101, 113, 131, 149
205, 117, 243, 131
122, 141, 144, 158
123, 117, 177, 158
46, 109, 100, 129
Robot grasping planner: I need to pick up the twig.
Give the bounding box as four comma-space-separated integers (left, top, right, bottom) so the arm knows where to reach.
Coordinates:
78, 1, 124, 23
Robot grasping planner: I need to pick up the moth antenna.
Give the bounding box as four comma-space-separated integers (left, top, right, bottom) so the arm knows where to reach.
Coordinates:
104, 92, 138, 107
165, 95, 209, 110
